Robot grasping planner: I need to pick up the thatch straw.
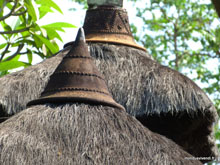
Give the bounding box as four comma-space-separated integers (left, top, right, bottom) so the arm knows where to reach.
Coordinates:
0, 47, 68, 116
89, 43, 216, 117
0, 43, 218, 160
89, 43, 219, 160
0, 103, 202, 165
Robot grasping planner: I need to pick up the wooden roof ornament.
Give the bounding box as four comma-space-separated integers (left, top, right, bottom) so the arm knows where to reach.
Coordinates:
83, 0, 146, 51
28, 28, 124, 111
0, 0, 219, 163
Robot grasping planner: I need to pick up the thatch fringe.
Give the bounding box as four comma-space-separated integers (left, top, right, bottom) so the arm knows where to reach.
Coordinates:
89, 43, 217, 118
0, 42, 218, 159
1, 43, 216, 118
0, 104, 202, 165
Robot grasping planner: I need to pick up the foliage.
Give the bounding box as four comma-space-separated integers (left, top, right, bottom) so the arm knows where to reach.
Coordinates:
0, 0, 76, 76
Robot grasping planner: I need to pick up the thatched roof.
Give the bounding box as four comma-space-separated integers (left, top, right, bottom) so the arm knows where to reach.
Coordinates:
0, 103, 202, 164
0, 41, 218, 161
89, 43, 219, 160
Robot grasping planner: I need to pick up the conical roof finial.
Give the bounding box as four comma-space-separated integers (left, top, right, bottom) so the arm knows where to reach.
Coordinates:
83, 1, 146, 51
28, 28, 124, 111
75, 27, 85, 43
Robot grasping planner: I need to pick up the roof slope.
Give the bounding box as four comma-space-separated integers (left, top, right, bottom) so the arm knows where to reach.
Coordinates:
0, 104, 202, 165
0, 42, 218, 161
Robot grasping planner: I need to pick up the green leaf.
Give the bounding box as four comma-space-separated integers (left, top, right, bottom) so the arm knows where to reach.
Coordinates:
43, 27, 63, 42
3, 54, 21, 62
34, 34, 58, 54
6, 2, 12, 10
27, 49, 33, 64
38, 6, 53, 19
15, 39, 35, 46
0, 61, 28, 71
41, 22, 76, 32
13, 19, 21, 31
0, 21, 13, 38
1, 21, 12, 31
36, 0, 63, 14
29, 23, 41, 33
0, 0, 4, 16
33, 35, 43, 48
0, 43, 7, 50
24, 0, 37, 21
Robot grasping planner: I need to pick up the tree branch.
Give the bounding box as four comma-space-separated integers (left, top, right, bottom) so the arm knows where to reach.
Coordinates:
187, 52, 220, 59
0, 0, 18, 21
12, 10, 27, 16
12, 5, 26, 16
0, 27, 30, 34
0, 44, 10, 62
19, 51, 28, 55
4, 44, 24, 61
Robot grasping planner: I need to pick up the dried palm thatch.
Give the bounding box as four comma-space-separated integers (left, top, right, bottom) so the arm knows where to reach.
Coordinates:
0, 43, 152, 116
0, 42, 218, 161
88, 43, 219, 161
0, 103, 202, 165
0, 28, 200, 164
0, 47, 68, 116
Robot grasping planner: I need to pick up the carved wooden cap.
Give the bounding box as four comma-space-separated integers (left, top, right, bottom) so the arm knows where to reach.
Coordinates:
83, 6, 146, 51
27, 28, 125, 111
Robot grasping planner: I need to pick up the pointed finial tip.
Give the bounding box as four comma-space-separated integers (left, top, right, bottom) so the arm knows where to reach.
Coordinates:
75, 27, 86, 43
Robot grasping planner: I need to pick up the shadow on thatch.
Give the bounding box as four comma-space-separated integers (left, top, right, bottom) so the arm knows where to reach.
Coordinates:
0, 104, 202, 165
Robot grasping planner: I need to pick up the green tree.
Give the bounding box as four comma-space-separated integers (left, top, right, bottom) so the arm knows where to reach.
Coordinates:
0, 0, 76, 76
